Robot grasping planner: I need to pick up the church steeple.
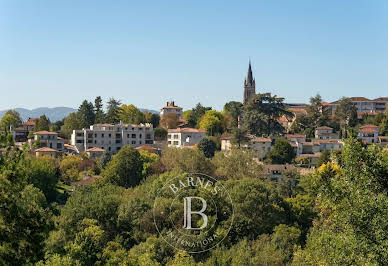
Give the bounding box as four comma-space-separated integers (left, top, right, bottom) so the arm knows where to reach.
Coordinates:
243, 60, 256, 104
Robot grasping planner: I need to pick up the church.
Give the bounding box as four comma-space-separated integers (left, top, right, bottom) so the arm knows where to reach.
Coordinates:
243, 60, 256, 104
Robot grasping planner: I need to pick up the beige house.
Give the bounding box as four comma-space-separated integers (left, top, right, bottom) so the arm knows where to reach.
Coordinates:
160, 101, 183, 118
35, 147, 58, 157
167, 128, 206, 148
31, 131, 64, 152
315, 126, 339, 140
71, 123, 154, 153
286, 134, 306, 143
249, 137, 272, 159
85, 147, 105, 159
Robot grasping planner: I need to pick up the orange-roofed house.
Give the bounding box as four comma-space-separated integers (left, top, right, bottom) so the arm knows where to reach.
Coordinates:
136, 145, 159, 154
358, 125, 380, 144
85, 147, 105, 159
32, 131, 64, 152
35, 147, 58, 157
167, 128, 206, 148
160, 101, 183, 118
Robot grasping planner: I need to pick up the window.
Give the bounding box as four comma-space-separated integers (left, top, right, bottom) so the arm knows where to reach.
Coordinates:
94, 140, 97, 144
88, 133, 93, 138
173, 141, 179, 145
174, 134, 179, 139
108, 147, 111, 151
115, 139, 121, 144
76, 133, 83, 137
132, 134, 136, 138
132, 140, 136, 144
146, 134, 151, 139
94, 133, 97, 137
127, 134, 130, 138
168, 141, 171, 144
139, 141, 142, 144
116, 133, 121, 138
167, 134, 171, 139
108, 133, 112, 138
57, 143, 62, 149
102, 133, 104, 137
139, 134, 142, 138
76, 140, 83, 143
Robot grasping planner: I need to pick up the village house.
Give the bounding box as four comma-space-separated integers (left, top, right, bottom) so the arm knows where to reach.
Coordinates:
160, 101, 183, 118
85, 147, 105, 159
71, 123, 154, 153
31, 131, 64, 152
167, 128, 206, 148
12, 117, 39, 142
315, 126, 339, 140
34, 147, 58, 158
358, 125, 380, 144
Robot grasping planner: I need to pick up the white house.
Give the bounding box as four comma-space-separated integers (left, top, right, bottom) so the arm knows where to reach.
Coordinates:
315, 126, 339, 140
358, 125, 380, 144
71, 123, 154, 153
160, 101, 183, 118
167, 128, 206, 148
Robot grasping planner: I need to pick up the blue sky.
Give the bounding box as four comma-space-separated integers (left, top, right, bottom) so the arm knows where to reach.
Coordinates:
1, 0, 387, 111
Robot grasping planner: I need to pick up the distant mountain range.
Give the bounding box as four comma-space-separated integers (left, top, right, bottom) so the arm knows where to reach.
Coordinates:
0, 107, 159, 122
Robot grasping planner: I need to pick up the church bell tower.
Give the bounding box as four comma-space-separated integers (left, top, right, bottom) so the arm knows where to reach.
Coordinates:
243, 60, 256, 104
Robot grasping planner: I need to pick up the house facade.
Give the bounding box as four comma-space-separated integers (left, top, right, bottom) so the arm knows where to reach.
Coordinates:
160, 101, 183, 118
31, 131, 64, 152
315, 126, 339, 140
167, 128, 206, 148
358, 125, 380, 144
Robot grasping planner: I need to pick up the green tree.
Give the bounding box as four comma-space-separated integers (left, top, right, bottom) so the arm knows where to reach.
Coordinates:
105, 98, 121, 124
293, 140, 388, 265
212, 149, 262, 180
267, 139, 295, 164
182, 110, 196, 127
94, 96, 105, 123
61, 112, 83, 138
78, 100, 95, 128
59, 155, 83, 183
161, 147, 214, 176
35, 115, 50, 131
119, 104, 145, 124
102, 146, 143, 188
231, 127, 249, 148
191, 103, 212, 125
223, 101, 243, 130
334, 97, 357, 137
199, 110, 225, 136
198, 137, 217, 158
26, 156, 58, 202
243, 93, 293, 136
154, 127, 168, 141
0, 110, 22, 131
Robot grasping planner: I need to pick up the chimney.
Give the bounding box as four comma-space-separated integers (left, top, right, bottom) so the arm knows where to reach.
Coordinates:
172, 101, 175, 106
166, 101, 169, 106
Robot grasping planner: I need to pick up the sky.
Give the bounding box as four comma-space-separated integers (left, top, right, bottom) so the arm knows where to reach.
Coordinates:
1, 0, 388, 112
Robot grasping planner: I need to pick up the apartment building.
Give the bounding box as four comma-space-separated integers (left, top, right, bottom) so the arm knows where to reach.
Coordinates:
71, 123, 154, 153
167, 128, 206, 148
160, 101, 183, 118
323, 97, 388, 116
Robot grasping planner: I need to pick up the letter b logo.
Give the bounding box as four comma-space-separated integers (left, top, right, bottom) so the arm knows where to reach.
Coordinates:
183, 197, 208, 230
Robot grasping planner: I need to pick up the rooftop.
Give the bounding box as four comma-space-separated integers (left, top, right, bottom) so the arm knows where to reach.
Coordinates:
168, 128, 206, 133
35, 147, 58, 152
85, 147, 105, 152
34, 131, 58, 135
